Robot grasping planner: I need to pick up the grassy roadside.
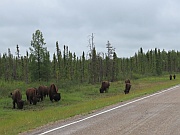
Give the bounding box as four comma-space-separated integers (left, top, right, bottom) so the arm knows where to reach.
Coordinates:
0, 75, 179, 135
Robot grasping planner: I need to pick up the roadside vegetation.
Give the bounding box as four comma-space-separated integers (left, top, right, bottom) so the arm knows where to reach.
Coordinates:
0, 74, 179, 135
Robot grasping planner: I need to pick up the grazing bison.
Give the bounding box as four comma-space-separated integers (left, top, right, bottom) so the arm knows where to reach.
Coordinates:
10, 89, 24, 109
124, 83, 131, 94
173, 74, 176, 79
124, 79, 131, 94
99, 81, 110, 93
37, 85, 49, 101
26, 88, 38, 105
49, 84, 61, 102
169, 74, 172, 80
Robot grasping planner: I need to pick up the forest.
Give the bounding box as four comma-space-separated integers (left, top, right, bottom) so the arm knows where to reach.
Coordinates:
0, 30, 179, 86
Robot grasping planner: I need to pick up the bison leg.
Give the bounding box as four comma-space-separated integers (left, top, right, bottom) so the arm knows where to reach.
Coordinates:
49, 95, 53, 102
100, 88, 104, 93
32, 97, 37, 105
29, 96, 33, 104
124, 89, 129, 94
38, 95, 43, 102
105, 88, 108, 93
13, 101, 16, 109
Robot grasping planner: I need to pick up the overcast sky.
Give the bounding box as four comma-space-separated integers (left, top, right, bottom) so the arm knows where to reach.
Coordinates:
1, 0, 180, 59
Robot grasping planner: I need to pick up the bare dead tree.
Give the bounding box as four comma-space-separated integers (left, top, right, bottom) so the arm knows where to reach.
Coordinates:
87, 33, 95, 59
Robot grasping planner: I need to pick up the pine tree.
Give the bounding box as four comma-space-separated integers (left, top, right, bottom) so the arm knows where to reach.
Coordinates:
29, 29, 49, 82
24, 51, 29, 83
52, 53, 57, 80
167, 51, 172, 73
81, 52, 86, 82
56, 41, 62, 80
112, 52, 118, 81
7, 48, 13, 81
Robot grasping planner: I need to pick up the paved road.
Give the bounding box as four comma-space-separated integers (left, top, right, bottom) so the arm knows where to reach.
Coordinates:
25, 85, 180, 135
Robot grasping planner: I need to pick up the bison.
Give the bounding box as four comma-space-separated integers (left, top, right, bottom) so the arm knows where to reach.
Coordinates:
173, 74, 176, 79
10, 89, 24, 109
49, 83, 61, 102
26, 88, 38, 105
169, 74, 172, 80
124, 83, 131, 94
37, 85, 49, 101
99, 81, 110, 93
124, 79, 131, 94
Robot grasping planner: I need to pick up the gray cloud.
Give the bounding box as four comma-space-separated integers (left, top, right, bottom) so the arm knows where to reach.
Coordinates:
0, 0, 180, 58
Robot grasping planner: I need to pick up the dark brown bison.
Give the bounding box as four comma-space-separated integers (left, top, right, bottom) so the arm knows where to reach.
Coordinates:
10, 89, 24, 109
173, 74, 176, 79
100, 81, 110, 93
169, 74, 172, 80
37, 85, 49, 101
49, 84, 61, 102
26, 88, 38, 105
124, 79, 131, 94
124, 83, 131, 94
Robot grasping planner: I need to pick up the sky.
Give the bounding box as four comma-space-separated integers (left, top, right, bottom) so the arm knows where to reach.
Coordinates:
1, 0, 180, 59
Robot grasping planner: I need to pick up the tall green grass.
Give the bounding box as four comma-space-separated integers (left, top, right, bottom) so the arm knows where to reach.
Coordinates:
0, 74, 179, 135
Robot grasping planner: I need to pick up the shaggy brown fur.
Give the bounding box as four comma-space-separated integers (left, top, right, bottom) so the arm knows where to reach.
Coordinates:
124, 79, 131, 94
100, 81, 110, 93
26, 88, 38, 105
10, 89, 24, 109
37, 85, 49, 101
49, 84, 59, 102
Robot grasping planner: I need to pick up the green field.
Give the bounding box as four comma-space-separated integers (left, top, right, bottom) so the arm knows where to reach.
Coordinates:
0, 75, 179, 135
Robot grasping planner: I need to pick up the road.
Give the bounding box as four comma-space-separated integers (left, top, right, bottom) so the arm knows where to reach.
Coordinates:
24, 85, 180, 135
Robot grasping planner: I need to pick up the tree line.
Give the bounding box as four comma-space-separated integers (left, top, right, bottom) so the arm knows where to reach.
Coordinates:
0, 30, 179, 85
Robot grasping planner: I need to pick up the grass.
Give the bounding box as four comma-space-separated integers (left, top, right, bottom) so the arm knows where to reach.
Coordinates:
0, 74, 179, 135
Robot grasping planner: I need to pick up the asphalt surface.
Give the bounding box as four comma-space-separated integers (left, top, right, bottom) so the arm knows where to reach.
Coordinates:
23, 85, 180, 135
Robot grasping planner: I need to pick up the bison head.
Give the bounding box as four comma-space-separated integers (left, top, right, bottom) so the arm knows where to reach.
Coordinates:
53, 93, 61, 102
99, 88, 104, 93
17, 100, 24, 109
